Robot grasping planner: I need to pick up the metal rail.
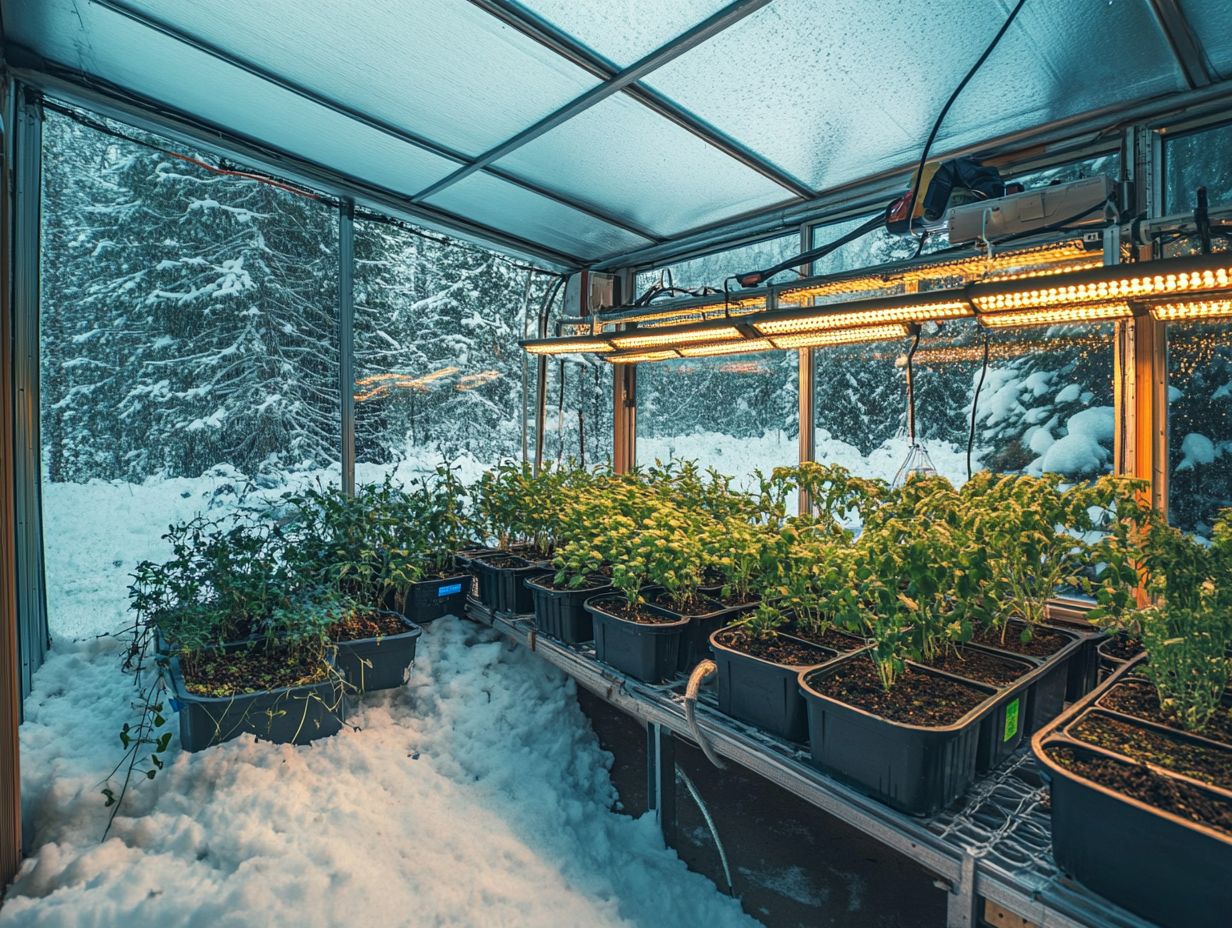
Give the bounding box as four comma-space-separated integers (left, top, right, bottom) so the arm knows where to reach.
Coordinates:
469, 602, 1159, 928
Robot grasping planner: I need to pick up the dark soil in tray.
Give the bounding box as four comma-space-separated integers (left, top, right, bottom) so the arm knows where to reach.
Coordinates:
919, 646, 1029, 687
1101, 679, 1232, 745
478, 555, 530, 569
783, 624, 864, 652
971, 623, 1071, 657
531, 573, 609, 592
1047, 744, 1232, 837
706, 590, 759, 609
1071, 711, 1232, 790
328, 610, 404, 642
647, 592, 718, 616
1100, 634, 1144, 662
810, 658, 989, 726
714, 627, 833, 666
182, 646, 328, 697
589, 596, 681, 625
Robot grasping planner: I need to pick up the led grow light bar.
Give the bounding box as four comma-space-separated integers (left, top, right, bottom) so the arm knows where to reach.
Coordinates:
969, 254, 1232, 312
606, 349, 679, 365
752, 296, 972, 336
1148, 299, 1232, 321
678, 338, 774, 357
522, 335, 614, 355
610, 323, 744, 350
770, 324, 910, 349
977, 302, 1133, 328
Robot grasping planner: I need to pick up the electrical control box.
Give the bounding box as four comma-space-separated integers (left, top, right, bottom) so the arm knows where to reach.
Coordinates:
564, 271, 618, 316
947, 174, 1113, 245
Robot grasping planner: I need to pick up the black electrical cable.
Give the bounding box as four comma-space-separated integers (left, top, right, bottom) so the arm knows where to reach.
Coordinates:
902, 0, 1030, 238
905, 326, 922, 444
967, 331, 991, 480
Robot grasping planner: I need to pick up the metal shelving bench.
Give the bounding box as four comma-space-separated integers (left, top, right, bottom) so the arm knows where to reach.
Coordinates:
465, 601, 1157, 928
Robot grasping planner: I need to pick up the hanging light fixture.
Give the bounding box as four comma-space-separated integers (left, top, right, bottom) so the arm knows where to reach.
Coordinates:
522, 334, 615, 355
610, 321, 746, 350
1148, 298, 1232, 321
769, 324, 909, 349
752, 294, 972, 336
977, 301, 1134, 328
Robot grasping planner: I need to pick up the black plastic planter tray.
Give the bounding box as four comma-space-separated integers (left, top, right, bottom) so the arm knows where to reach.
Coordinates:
923, 644, 1037, 774
167, 642, 346, 752
709, 625, 850, 742
334, 612, 422, 693
387, 571, 469, 624
974, 621, 1086, 737
799, 649, 1000, 815
469, 554, 548, 615
1096, 633, 1144, 681
586, 592, 688, 684
527, 574, 611, 644
642, 596, 758, 672
1032, 660, 1232, 928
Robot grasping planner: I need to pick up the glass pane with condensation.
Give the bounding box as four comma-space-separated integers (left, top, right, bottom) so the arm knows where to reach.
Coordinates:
10, 0, 461, 196
635, 234, 798, 293
494, 93, 791, 238
71, 0, 601, 158
644, 0, 1183, 192
425, 172, 653, 261
1178, 0, 1232, 79
516, 0, 732, 66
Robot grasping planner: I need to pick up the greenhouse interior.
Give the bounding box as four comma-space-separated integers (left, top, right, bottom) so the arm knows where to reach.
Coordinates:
3, 1, 1232, 927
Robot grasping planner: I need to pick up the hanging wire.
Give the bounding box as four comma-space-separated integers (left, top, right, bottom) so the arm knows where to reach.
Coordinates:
967, 331, 992, 480
892, 326, 938, 487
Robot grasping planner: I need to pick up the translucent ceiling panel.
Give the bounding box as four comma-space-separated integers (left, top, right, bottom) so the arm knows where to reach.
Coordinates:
645, 0, 1184, 193
425, 172, 653, 260
493, 93, 789, 237
9, 0, 459, 196
101, 0, 600, 158
516, 0, 731, 67
1179, 0, 1232, 78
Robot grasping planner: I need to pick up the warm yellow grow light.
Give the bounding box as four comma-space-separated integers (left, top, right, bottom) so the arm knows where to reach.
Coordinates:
611, 324, 744, 350
522, 336, 614, 355
1149, 299, 1232, 321
752, 298, 971, 336
677, 338, 774, 357
770, 324, 910, 348
605, 349, 680, 364
977, 302, 1133, 328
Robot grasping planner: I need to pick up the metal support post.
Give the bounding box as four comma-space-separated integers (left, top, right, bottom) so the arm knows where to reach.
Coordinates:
338, 199, 356, 495
11, 85, 46, 698
612, 268, 637, 474
646, 722, 676, 846
0, 76, 26, 893
946, 849, 980, 928
797, 222, 814, 515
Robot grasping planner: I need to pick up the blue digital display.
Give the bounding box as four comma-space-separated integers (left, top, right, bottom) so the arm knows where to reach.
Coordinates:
437, 583, 464, 597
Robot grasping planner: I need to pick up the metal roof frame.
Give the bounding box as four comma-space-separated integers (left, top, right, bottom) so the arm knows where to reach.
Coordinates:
2, 0, 1229, 272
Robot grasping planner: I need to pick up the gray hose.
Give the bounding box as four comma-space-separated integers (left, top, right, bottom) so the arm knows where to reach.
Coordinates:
677, 765, 734, 896
684, 660, 725, 770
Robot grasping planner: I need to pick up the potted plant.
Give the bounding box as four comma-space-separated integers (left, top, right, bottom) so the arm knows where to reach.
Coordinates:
1032, 511, 1232, 928
797, 476, 1025, 813
276, 479, 427, 690
470, 462, 561, 614
391, 465, 473, 623
709, 527, 862, 740
582, 482, 690, 683
527, 471, 612, 644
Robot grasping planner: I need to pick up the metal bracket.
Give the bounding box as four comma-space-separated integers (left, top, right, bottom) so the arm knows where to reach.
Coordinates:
946, 849, 980, 928
646, 722, 677, 846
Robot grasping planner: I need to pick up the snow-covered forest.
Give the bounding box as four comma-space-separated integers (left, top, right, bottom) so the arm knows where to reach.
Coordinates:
37, 103, 1232, 615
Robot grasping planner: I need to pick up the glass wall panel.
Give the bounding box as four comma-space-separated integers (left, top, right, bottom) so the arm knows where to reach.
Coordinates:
1168, 320, 1232, 538
40, 107, 340, 641
813, 321, 1116, 490
353, 218, 553, 484
636, 352, 797, 489
541, 356, 613, 470
635, 234, 798, 294
1164, 121, 1232, 213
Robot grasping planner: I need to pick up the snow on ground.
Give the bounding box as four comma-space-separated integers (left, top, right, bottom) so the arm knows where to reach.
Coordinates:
4, 619, 758, 928
638, 429, 978, 490
22, 463, 760, 927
